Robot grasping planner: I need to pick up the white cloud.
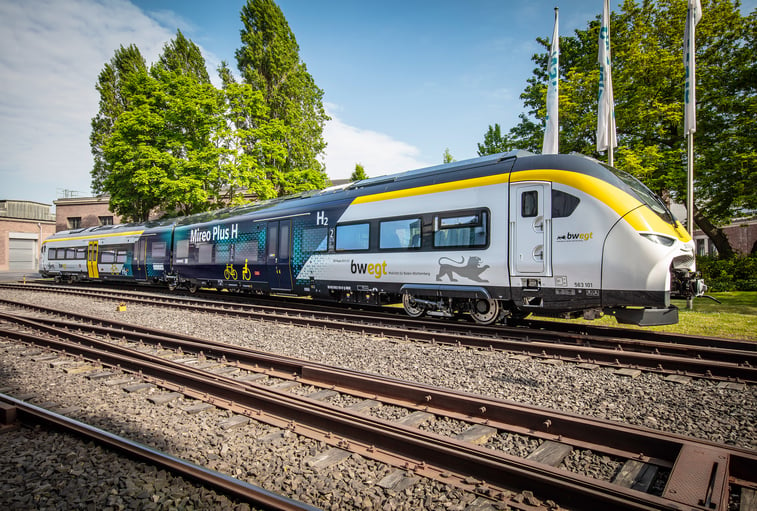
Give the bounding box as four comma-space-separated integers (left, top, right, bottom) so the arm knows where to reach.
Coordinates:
0, 0, 175, 202
0, 0, 431, 202
322, 104, 432, 181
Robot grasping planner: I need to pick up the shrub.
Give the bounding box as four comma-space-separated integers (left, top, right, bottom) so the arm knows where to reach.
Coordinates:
696, 255, 757, 292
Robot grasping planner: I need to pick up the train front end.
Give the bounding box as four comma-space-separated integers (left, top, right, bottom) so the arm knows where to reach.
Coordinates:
599, 166, 706, 325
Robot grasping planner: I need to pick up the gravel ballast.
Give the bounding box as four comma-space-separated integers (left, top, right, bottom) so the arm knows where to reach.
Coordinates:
1, 288, 755, 510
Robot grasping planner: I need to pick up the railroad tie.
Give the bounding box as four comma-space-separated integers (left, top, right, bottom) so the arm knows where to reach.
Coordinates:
454, 424, 498, 445
526, 440, 572, 467
377, 469, 419, 492
306, 448, 351, 469
612, 459, 658, 492
395, 410, 434, 428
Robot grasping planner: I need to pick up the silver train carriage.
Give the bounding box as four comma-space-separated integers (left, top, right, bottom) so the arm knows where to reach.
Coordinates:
40, 151, 705, 326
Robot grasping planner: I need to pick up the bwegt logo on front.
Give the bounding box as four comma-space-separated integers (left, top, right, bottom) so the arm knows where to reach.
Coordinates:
556, 231, 594, 242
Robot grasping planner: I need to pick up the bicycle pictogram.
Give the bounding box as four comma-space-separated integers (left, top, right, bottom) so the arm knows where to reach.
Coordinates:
242, 258, 252, 281
224, 263, 237, 280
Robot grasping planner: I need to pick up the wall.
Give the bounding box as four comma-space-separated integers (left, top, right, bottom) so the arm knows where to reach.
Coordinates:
0, 218, 56, 271
54, 197, 122, 232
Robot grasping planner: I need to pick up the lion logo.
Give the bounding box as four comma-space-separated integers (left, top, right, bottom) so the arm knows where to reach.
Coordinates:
436, 256, 489, 282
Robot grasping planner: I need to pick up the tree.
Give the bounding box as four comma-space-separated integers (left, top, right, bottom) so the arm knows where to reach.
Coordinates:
477, 123, 517, 156
235, 0, 330, 195
151, 29, 210, 84
350, 163, 368, 181
90, 44, 147, 195
443, 148, 456, 163
92, 32, 286, 221
479, 0, 756, 256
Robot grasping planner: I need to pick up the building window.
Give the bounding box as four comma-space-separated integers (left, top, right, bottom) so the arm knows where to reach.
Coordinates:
99, 216, 113, 226
696, 238, 706, 256
67, 217, 81, 229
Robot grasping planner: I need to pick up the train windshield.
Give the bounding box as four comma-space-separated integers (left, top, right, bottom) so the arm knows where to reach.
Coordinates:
603, 164, 677, 225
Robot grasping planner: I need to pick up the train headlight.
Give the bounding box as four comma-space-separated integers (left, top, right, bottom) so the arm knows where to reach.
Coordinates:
640, 233, 675, 247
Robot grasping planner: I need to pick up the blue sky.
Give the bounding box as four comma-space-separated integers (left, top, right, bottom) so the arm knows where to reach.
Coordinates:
1, 0, 753, 206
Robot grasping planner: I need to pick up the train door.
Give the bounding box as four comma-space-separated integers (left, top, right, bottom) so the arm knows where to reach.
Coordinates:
133, 238, 147, 281
266, 220, 293, 291
87, 241, 99, 279
509, 182, 552, 276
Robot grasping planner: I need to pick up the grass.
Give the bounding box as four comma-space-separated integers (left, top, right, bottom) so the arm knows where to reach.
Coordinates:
558, 291, 757, 340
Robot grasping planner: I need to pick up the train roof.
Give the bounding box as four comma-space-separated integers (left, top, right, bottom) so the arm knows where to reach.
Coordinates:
48, 151, 666, 236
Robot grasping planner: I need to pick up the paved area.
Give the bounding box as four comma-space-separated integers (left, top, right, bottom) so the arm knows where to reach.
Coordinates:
0, 271, 41, 282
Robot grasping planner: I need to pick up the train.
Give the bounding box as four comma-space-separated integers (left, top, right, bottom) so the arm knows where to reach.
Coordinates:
40, 151, 706, 326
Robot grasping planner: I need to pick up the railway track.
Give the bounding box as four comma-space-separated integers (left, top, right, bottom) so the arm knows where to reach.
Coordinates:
1, 282, 755, 384
0, 393, 317, 511
1, 304, 756, 510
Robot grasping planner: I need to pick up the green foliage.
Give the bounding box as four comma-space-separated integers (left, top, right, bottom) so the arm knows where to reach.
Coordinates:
696, 255, 757, 291
151, 29, 211, 84
93, 33, 227, 221
442, 148, 456, 163
235, 0, 329, 195
350, 163, 368, 181
90, 44, 147, 195
477, 123, 517, 156
92, 2, 332, 222
480, 0, 756, 254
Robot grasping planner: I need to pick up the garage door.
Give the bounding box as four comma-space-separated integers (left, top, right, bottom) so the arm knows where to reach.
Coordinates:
9, 237, 37, 271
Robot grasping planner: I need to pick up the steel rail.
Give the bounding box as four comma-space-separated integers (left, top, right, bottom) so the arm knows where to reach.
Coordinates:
0, 393, 319, 511
0, 309, 749, 464
4, 282, 754, 352
1, 295, 755, 384
2, 313, 756, 510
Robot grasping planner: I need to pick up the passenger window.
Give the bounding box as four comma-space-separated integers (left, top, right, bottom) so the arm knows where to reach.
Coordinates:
76, 248, 86, 259
101, 250, 115, 263
197, 243, 213, 264
116, 250, 128, 263
521, 191, 539, 218
175, 240, 189, 260
552, 189, 580, 218
434, 211, 488, 248
65, 248, 77, 259
336, 223, 370, 251
151, 242, 167, 258
379, 218, 421, 249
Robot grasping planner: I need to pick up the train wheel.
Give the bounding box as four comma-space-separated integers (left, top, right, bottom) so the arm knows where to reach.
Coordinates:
470, 299, 500, 325
186, 283, 198, 294
402, 293, 425, 318
167, 282, 177, 292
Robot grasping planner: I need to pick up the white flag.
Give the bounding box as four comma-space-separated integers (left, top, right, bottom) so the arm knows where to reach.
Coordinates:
542, 8, 559, 155
684, 0, 702, 135
597, 0, 617, 153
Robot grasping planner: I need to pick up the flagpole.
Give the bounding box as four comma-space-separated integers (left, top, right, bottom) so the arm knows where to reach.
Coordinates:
687, 133, 694, 241
684, 0, 701, 234
609, 135, 614, 167
684, 0, 701, 310
597, 0, 616, 166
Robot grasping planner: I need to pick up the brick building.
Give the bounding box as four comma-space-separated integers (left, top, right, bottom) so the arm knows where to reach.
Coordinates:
693, 216, 757, 256
53, 195, 122, 232
0, 200, 56, 271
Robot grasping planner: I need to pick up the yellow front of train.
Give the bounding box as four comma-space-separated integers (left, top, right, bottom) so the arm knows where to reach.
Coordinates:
600, 181, 705, 325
